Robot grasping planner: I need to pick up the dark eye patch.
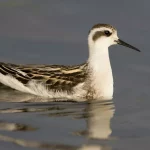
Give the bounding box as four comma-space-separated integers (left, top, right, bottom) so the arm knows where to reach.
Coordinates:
92, 30, 112, 41
92, 31, 104, 41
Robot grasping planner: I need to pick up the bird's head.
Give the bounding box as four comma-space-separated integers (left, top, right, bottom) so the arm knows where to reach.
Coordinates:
88, 24, 140, 52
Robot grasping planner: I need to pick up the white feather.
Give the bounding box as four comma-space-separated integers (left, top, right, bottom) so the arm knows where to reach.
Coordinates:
0, 73, 86, 101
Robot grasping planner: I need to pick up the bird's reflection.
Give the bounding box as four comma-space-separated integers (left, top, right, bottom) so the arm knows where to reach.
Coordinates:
78, 100, 114, 150
0, 91, 115, 150
87, 100, 114, 139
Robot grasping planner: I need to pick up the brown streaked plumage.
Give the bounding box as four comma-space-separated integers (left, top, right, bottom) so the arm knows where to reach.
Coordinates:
91, 24, 116, 32
0, 62, 88, 93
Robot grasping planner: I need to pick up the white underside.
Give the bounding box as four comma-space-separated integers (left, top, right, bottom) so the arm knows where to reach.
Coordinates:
0, 73, 113, 101
87, 40, 114, 100
0, 73, 88, 101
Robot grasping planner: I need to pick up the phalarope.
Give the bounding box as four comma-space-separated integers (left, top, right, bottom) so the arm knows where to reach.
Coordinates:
0, 24, 140, 100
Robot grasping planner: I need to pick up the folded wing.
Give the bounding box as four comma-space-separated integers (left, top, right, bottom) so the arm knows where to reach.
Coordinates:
0, 62, 87, 92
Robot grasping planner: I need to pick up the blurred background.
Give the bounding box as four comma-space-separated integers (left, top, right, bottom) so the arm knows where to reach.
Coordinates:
0, 0, 147, 64
0, 1, 150, 150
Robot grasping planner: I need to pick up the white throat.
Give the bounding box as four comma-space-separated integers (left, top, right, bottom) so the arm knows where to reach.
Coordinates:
87, 39, 113, 99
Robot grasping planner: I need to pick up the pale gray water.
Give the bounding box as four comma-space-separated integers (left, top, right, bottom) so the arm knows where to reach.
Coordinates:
0, 0, 150, 149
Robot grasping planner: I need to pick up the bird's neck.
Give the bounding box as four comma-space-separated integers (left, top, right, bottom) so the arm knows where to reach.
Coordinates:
87, 43, 113, 99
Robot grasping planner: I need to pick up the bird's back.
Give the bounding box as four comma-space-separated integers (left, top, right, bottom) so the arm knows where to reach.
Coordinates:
0, 62, 88, 94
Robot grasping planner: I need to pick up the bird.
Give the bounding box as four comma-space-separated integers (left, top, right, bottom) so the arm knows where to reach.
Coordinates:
0, 24, 140, 101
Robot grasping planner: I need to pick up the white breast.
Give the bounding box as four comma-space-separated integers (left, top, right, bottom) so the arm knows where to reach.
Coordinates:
87, 39, 114, 100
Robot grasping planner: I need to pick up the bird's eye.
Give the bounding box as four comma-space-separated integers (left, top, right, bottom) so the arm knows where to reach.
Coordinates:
104, 30, 111, 36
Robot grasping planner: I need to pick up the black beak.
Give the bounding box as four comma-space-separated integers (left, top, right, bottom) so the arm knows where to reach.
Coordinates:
115, 39, 141, 52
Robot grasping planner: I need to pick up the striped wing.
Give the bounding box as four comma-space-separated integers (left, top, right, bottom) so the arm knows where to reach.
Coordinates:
0, 62, 87, 92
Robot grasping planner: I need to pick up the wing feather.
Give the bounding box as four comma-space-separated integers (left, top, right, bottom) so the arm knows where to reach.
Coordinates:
0, 62, 87, 92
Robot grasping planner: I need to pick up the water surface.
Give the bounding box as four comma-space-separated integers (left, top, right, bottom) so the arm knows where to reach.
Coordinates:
0, 0, 150, 150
